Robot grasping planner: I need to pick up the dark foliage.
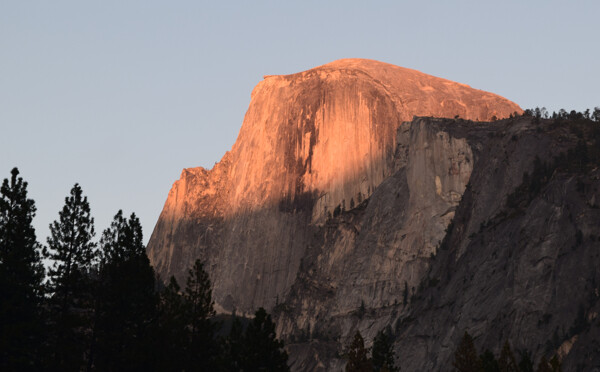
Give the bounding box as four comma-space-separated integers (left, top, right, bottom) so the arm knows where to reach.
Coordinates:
185, 259, 219, 371
346, 331, 373, 372
497, 341, 518, 372
536, 356, 552, 372
371, 329, 398, 372
0, 168, 45, 371
518, 350, 534, 372
453, 332, 564, 372
506, 156, 553, 210
453, 331, 482, 372
480, 349, 499, 372
89, 211, 159, 371
242, 307, 290, 371
0, 169, 292, 371
43, 183, 97, 370
221, 315, 245, 371
156, 277, 188, 372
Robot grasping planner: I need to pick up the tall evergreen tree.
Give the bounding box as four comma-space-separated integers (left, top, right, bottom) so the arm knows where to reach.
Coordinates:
497, 341, 518, 372
184, 259, 218, 371
89, 210, 158, 371
453, 331, 483, 372
0, 168, 45, 371
44, 183, 96, 370
346, 331, 373, 372
593, 107, 600, 122
548, 355, 562, 372
536, 356, 552, 372
518, 350, 534, 372
243, 307, 290, 372
156, 276, 188, 372
221, 315, 245, 371
480, 350, 499, 372
371, 329, 398, 372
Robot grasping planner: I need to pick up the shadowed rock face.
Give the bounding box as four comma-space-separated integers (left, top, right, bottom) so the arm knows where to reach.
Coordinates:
146, 58, 521, 314
278, 116, 600, 371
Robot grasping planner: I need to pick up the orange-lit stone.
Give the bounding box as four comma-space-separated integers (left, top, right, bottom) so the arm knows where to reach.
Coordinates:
147, 59, 521, 312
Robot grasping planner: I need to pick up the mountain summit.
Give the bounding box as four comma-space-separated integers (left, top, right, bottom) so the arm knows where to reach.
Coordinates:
147, 60, 520, 303
147, 60, 600, 370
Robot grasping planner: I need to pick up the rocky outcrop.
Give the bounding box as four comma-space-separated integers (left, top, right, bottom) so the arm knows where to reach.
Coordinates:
147, 58, 521, 314
277, 116, 600, 371
147, 58, 600, 370
274, 118, 477, 370
389, 117, 600, 371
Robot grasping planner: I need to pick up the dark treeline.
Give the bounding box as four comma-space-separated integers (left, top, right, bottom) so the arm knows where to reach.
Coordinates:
453, 331, 562, 372
0, 168, 289, 371
520, 106, 600, 123
345, 330, 399, 372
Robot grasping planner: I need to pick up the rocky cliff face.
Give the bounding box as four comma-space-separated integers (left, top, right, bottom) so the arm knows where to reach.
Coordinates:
388, 117, 600, 371
147, 58, 521, 314
148, 59, 600, 370
274, 115, 600, 371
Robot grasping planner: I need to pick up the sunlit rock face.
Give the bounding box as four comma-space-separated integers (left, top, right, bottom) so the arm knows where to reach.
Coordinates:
147, 58, 521, 314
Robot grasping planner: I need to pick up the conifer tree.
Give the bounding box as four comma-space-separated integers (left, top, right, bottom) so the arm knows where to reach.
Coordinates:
243, 307, 290, 371
89, 211, 158, 371
156, 276, 187, 372
592, 107, 600, 122
498, 341, 518, 372
346, 331, 373, 372
44, 183, 96, 370
371, 329, 398, 372
548, 355, 562, 372
517, 350, 534, 372
184, 259, 218, 371
453, 331, 483, 372
221, 315, 245, 371
0, 168, 45, 370
480, 349, 499, 372
536, 356, 552, 372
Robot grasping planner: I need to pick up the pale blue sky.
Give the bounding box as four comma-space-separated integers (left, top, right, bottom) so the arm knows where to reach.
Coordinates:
1, 1, 599, 244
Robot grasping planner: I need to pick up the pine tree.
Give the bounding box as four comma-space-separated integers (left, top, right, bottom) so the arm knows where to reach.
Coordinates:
156, 276, 188, 372
371, 329, 398, 372
243, 307, 290, 371
346, 331, 373, 372
0, 168, 45, 371
43, 183, 96, 370
548, 355, 562, 372
89, 210, 158, 371
593, 107, 600, 122
184, 259, 218, 371
453, 331, 483, 372
518, 350, 534, 372
221, 315, 244, 371
536, 356, 552, 372
480, 349, 499, 372
498, 341, 518, 372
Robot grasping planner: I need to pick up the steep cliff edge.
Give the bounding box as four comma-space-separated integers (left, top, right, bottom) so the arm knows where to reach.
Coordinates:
389, 117, 600, 371
277, 116, 600, 371
147, 59, 521, 314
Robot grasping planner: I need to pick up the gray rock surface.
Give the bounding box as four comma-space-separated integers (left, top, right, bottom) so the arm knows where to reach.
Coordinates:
278, 117, 600, 371
389, 117, 600, 371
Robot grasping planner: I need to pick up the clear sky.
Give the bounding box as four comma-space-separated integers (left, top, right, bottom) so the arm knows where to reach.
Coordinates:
1, 1, 599, 245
